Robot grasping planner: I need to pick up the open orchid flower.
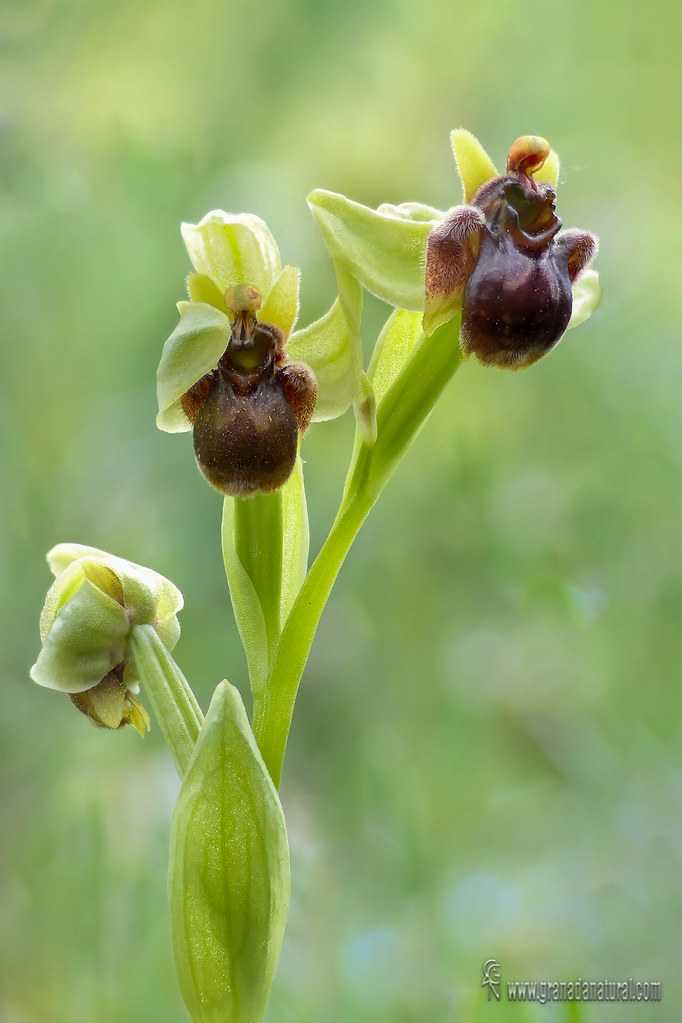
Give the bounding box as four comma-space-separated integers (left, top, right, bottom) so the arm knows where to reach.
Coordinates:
424, 131, 599, 368
308, 131, 599, 372
157, 211, 360, 496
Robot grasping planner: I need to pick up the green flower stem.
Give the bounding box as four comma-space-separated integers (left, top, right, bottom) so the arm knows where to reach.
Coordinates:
253, 314, 462, 787
234, 490, 284, 659
131, 624, 204, 776
252, 490, 372, 788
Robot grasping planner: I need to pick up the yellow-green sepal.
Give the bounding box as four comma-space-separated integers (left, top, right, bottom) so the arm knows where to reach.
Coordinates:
288, 291, 362, 422
259, 265, 300, 338
31, 570, 130, 694
156, 301, 231, 433
307, 189, 437, 311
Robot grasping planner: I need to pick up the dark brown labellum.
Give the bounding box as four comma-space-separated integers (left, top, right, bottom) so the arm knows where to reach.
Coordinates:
460, 176, 569, 368
184, 308, 317, 498
192, 366, 299, 497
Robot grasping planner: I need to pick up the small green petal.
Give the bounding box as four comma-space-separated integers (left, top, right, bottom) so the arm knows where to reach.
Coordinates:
156, 301, 231, 434
288, 296, 360, 421
187, 272, 228, 311
181, 211, 282, 298
450, 129, 499, 203
307, 189, 433, 311
567, 268, 601, 329
536, 147, 560, 190
259, 265, 300, 338
31, 578, 130, 694
70, 675, 129, 730
39, 559, 87, 640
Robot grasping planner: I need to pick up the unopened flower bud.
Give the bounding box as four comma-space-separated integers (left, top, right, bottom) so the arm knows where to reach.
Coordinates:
31, 545, 182, 733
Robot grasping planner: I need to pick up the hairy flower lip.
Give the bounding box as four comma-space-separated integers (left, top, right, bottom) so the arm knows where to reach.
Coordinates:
424, 131, 600, 358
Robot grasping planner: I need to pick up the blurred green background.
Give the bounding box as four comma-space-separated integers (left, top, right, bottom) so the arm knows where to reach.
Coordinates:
1, 1, 679, 1021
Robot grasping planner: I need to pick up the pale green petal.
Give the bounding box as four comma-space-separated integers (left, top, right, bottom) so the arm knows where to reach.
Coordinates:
156, 301, 231, 434
567, 268, 601, 329
288, 296, 360, 421
39, 559, 87, 640
181, 211, 282, 297
259, 265, 300, 337
450, 129, 499, 203
31, 578, 130, 694
307, 189, 432, 311
187, 272, 227, 311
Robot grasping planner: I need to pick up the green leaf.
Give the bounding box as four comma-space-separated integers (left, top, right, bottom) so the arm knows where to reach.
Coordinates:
221, 497, 270, 696
157, 301, 231, 433
169, 681, 289, 1023
181, 211, 282, 297
222, 459, 309, 698
367, 307, 424, 406
307, 189, 434, 311
288, 295, 360, 421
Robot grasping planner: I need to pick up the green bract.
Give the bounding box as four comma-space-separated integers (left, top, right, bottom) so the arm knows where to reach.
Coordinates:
156, 210, 360, 433
169, 681, 289, 1023
31, 543, 182, 696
